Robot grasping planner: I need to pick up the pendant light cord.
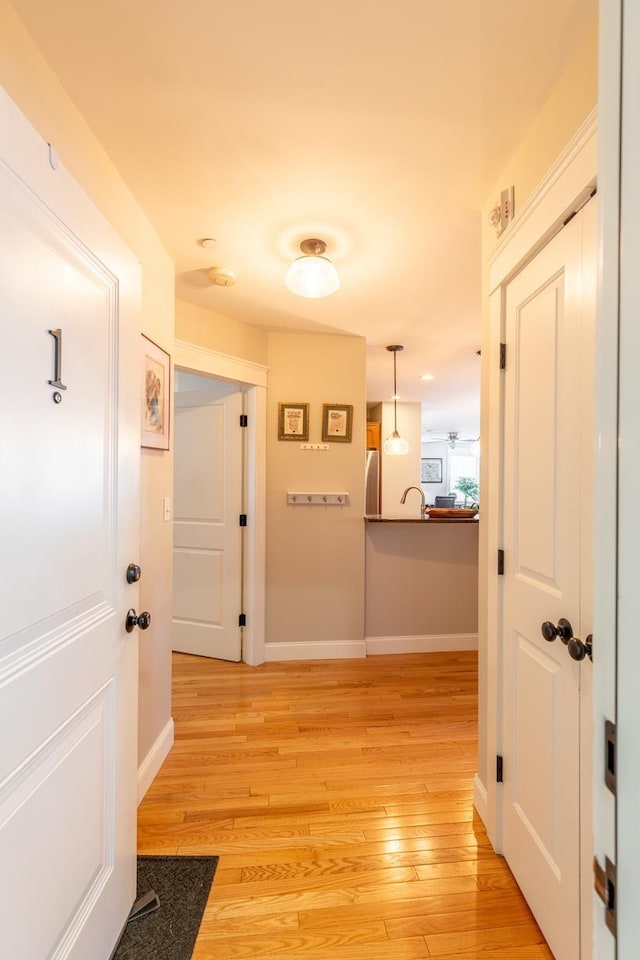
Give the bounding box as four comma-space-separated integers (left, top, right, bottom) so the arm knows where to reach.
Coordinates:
393, 350, 398, 433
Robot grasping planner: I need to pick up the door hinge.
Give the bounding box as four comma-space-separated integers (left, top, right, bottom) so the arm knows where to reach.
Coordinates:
497, 549, 504, 575
239, 514, 247, 527
500, 342, 506, 370
605, 719, 616, 795
240, 414, 248, 427
594, 856, 616, 937
239, 613, 246, 627
496, 755, 504, 783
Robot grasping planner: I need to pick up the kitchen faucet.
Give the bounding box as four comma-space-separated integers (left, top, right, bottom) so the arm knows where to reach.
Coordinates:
400, 485, 426, 516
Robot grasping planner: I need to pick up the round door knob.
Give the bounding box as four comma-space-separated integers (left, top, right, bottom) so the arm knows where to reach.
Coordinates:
541, 618, 574, 644
568, 634, 593, 662
125, 608, 152, 633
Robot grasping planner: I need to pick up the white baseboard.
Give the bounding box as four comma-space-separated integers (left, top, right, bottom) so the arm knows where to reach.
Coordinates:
473, 774, 488, 825
264, 640, 367, 661
137, 717, 174, 804
365, 633, 478, 655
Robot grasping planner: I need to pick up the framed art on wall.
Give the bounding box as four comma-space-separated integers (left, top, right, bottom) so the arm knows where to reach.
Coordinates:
321, 403, 353, 442
278, 402, 309, 440
421, 457, 443, 483
141, 334, 170, 450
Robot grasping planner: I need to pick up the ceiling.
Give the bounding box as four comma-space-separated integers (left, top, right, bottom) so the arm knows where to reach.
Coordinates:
12, 0, 595, 438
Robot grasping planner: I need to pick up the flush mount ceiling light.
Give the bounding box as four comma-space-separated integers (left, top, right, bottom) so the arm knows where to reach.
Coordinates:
285, 238, 340, 299
383, 345, 410, 456
208, 265, 237, 287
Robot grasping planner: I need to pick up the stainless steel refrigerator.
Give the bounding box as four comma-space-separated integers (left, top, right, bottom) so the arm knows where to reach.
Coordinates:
365, 449, 380, 515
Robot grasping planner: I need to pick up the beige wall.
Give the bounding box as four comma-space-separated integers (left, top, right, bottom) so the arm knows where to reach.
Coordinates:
0, 0, 174, 769
366, 523, 479, 638
380, 401, 423, 517
266, 332, 366, 653
482, 19, 598, 256
175, 299, 268, 367
477, 18, 598, 796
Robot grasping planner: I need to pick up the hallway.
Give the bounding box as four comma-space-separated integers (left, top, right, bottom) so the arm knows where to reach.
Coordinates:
138, 652, 551, 959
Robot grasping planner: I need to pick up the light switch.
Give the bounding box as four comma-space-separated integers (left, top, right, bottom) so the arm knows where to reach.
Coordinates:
163, 497, 171, 522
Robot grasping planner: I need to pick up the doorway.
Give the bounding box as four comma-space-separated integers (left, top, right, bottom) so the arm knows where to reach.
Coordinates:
173, 370, 245, 661
480, 111, 598, 960
171, 340, 268, 665
500, 199, 595, 960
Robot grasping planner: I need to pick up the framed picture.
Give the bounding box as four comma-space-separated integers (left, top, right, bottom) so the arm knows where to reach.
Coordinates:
278, 402, 309, 440
421, 457, 443, 483
141, 334, 171, 450
322, 403, 353, 443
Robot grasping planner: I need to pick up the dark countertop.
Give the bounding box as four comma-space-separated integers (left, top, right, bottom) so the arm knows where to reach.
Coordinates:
365, 514, 479, 524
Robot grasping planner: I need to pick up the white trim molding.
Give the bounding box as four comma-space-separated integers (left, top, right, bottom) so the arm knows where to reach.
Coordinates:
366, 633, 478, 655
473, 775, 488, 824
473, 774, 488, 824
137, 717, 174, 804
173, 338, 268, 388
264, 640, 367, 661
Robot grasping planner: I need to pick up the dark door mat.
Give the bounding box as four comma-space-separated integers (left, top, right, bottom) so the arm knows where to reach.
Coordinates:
112, 855, 218, 960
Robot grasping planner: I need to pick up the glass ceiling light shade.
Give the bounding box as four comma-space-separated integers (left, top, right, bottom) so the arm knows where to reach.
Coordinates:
383, 344, 410, 455
285, 238, 340, 299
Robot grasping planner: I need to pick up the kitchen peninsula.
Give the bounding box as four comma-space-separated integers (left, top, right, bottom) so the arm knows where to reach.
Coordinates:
364, 515, 479, 653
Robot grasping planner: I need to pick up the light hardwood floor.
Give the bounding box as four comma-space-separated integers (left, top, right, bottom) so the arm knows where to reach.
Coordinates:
138, 651, 552, 959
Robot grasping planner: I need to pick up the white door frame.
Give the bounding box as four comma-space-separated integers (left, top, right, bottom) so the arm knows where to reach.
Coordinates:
173, 339, 268, 666
591, 5, 619, 959
479, 109, 597, 850
605, 2, 640, 955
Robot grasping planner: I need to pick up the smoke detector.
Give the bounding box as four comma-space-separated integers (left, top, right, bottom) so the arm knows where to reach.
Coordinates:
208, 266, 237, 287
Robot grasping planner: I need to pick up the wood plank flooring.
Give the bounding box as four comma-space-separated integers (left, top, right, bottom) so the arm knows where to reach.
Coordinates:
138, 651, 551, 959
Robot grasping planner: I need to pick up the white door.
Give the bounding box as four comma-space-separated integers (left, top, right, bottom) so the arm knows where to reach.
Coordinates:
501, 201, 595, 960
0, 91, 140, 958
173, 376, 243, 661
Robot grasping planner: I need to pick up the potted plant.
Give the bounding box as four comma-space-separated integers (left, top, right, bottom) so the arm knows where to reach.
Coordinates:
455, 476, 479, 508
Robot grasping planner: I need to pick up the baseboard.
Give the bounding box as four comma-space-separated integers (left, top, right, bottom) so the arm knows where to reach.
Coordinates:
137, 717, 174, 804
473, 774, 488, 825
365, 633, 478, 655
264, 640, 367, 661
264, 635, 477, 660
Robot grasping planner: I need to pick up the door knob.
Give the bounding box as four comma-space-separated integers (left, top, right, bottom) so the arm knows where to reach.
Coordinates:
125, 608, 152, 633
541, 618, 574, 644
568, 634, 593, 662
126, 563, 142, 584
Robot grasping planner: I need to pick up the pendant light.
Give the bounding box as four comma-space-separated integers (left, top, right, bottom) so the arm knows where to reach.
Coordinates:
285, 238, 340, 299
383, 344, 410, 455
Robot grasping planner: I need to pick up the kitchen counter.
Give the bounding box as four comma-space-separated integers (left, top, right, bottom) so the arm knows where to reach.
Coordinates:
365, 516, 478, 650
365, 514, 479, 524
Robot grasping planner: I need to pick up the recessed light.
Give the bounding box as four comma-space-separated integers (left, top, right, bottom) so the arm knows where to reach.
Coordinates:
420, 374, 434, 381
199, 238, 218, 249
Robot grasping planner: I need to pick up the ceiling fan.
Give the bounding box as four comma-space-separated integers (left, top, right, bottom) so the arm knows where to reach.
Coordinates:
423, 431, 479, 449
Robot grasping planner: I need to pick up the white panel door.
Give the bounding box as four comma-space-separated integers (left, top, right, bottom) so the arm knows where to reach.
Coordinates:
173, 382, 243, 661
0, 91, 139, 958
502, 203, 595, 960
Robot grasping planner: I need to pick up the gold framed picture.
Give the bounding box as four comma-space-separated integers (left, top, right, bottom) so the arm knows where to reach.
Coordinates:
141, 334, 171, 450
322, 403, 353, 442
278, 402, 309, 440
